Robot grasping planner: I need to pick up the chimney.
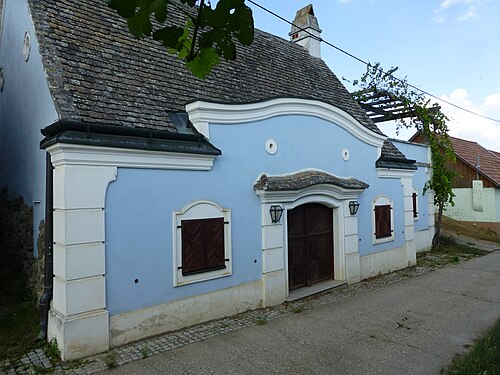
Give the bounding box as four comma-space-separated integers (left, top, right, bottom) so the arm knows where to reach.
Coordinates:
289, 4, 322, 58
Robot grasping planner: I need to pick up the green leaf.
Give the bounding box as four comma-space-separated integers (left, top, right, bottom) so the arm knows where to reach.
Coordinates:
186, 47, 220, 79
107, 0, 138, 18
232, 6, 254, 46
153, 26, 185, 49
150, 0, 168, 23
127, 8, 152, 37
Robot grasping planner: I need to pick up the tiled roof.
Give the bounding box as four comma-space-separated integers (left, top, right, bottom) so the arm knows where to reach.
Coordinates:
381, 140, 409, 160
448, 136, 500, 187
28, 0, 382, 135
254, 170, 369, 191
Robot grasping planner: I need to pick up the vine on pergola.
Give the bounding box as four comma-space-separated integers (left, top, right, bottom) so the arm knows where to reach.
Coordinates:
348, 63, 456, 246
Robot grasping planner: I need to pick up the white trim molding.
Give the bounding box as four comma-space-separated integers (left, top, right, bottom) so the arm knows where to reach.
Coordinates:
255, 184, 363, 205
372, 194, 395, 244
173, 201, 232, 286
377, 168, 416, 179
47, 143, 217, 171
186, 98, 386, 147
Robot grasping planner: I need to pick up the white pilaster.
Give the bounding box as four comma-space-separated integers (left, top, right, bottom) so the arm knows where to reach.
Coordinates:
47, 143, 117, 360
401, 178, 416, 266
261, 203, 286, 306
343, 200, 360, 283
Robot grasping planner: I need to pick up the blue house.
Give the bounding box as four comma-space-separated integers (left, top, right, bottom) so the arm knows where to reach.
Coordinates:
0, 1, 434, 360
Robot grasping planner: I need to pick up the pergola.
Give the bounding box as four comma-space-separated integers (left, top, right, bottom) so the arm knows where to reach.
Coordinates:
353, 88, 416, 123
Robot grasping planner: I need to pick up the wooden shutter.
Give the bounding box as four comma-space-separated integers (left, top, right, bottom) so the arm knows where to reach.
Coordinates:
412, 192, 418, 218
181, 218, 225, 275
375, 205, 392, 239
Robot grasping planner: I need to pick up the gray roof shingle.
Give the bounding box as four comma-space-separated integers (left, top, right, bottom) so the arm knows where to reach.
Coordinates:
28, 0, 382, 135
254, 171, 369, 191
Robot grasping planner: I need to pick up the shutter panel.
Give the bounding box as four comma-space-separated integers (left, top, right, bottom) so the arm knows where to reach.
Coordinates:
412, 192, 418, 218
205, 218, 225, 269
181, 218, 225, 275
375, 205, 392, 239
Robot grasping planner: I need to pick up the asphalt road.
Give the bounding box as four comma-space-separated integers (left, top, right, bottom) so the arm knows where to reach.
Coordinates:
102, 251, 500, 375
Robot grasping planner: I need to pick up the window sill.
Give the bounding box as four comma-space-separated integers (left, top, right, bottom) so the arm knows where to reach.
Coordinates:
175, 267, 232, 287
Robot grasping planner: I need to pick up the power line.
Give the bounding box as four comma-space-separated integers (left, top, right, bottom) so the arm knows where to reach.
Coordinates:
247, 0, 500, 124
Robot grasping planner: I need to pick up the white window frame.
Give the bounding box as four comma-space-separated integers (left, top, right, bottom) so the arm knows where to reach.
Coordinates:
372, 194, 394, 244
173, 201, 232, 286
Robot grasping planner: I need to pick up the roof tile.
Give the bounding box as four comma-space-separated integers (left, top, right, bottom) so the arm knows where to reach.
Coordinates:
449, 136, 500, 187
28, 0, 381, 135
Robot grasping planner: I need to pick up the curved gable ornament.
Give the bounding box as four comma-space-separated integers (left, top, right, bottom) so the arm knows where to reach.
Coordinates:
253, 170, 369, 204
186, 98, 386, 147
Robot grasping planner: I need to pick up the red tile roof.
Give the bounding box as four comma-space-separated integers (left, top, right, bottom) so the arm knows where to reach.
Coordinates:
448, 136, 500, 187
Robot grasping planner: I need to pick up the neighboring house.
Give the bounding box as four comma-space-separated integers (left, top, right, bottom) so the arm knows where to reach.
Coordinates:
0, 1, 433, 360
411, 133, 500, 235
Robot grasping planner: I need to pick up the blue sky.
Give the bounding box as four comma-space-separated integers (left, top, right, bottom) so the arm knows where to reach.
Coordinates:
247, 0, 500, 151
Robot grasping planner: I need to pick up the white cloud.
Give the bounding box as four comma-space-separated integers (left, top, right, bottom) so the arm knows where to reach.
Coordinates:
458, 9, 476, 20
434, 0, 482, 22
483, 94, 500, 108
439, 88, 500, 151
438, 0, 475, 11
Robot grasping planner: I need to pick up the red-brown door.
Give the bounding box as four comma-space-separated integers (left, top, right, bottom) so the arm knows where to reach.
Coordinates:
287, 203, 334, 291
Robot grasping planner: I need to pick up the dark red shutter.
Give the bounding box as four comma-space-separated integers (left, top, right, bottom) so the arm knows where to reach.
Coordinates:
181, 218, 225, 275
412, 193, 418, 218
375, 205, 392, 239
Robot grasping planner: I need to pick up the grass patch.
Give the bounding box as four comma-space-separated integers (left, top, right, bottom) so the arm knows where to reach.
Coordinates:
442, 216, 500, 244
442, 317, 500, 374
417, 235, 489, 269
104, 351, 118, 369
291, 304, 305, 314
0, 257, 40, 364
255, 316, 267, 325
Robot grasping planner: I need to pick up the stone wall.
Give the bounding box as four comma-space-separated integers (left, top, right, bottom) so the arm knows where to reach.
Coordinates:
0, 188, 44, 298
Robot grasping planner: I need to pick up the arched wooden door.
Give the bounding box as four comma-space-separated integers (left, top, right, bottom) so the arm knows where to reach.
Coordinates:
287, 203, 334, 291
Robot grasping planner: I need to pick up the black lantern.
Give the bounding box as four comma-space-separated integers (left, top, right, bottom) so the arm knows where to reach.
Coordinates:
269, 205, 284, 223
348, 200, 360, 215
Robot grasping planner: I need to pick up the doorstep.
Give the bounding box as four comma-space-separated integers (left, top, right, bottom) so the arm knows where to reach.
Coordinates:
286, 279, 347, 301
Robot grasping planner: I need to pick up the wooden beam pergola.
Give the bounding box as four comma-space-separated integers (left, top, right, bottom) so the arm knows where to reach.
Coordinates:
352, 88, 416, 123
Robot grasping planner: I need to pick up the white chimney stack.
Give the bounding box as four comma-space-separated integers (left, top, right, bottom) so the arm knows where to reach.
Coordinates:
289, 4, 322, 58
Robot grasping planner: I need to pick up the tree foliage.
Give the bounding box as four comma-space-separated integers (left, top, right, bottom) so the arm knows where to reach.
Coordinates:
107, 0, 254, 79
350, 63, 456, 246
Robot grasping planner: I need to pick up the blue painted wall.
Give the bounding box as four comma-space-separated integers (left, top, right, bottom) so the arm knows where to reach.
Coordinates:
392, 139, 431, 232
106, 115, 416, 315
0, 0, 58, 255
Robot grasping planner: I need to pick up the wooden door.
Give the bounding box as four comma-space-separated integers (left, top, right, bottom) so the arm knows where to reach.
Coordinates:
287, 203, 334, 291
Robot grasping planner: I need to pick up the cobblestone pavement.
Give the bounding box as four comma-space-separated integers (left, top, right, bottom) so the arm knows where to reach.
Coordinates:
0, 263, 438, 375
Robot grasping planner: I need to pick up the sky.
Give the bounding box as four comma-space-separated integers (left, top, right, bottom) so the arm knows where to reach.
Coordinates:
247, 0, 500, 151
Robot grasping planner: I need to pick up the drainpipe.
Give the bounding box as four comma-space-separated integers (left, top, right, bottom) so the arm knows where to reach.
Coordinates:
36, 153, 54, 341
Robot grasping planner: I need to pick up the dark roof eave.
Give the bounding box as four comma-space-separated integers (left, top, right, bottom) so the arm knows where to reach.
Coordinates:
375, 158, 418, 171
40, 120, 221, 156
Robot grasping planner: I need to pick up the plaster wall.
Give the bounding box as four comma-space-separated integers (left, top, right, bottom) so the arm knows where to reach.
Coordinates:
391, 140, 432, 234
445, 187, 497, 223
497, 190, 500, 222
105, 114, 416, 316
0, 0, 58, 254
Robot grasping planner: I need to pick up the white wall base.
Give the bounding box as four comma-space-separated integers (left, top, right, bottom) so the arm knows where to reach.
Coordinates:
47, 309, 109, 361
345, 253, 361, 284
262, 269, 286, 307
110, 280, 263, 348
360, 246, 413, 280
415, 229, 433, 253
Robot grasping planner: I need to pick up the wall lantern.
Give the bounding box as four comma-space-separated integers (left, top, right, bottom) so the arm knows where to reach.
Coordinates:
348, 200, 360, 215
269, 205, 284, 223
